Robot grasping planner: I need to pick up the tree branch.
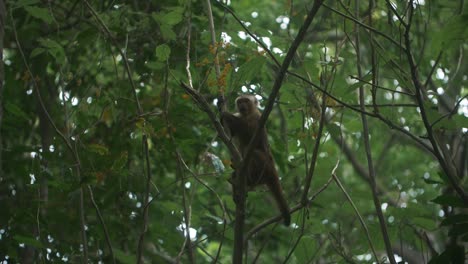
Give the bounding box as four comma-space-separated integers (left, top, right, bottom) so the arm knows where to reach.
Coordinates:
404, 1, 468, 204
355, 1, 396, 262
235, 2, 324, 262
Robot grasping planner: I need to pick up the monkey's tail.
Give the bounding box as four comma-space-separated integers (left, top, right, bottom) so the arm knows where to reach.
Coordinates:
268, 178, 291, 226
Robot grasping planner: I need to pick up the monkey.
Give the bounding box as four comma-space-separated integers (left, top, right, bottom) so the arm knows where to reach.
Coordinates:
220, 94, 291, 226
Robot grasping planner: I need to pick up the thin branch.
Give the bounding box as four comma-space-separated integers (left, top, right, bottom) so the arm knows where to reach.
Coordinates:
220, 4, 280, 66
180, 83, 242, 164
300, 87, 328, 204
185, 1, 194, 89
404, 1, 468, 204
162, 74, 196, 264
136, 134, 153, 264
179, 157, 228, 263
80, 3, 157, 260
384, 0, 408, 28
0, 0, 4, 181
11, 13, 74, 155
87, 185, 116, 264
182, 5, 229, 261
205, 0, 221, 81
355, 1, 396, 262
423, 51, 443, 89
369, 0, 378, 114
82, 0, 142, 114
78, 186, 88, 263
11, 9, 90, 262
283, 184, 309, 264
332, 172, 379, 262
205, 0, 231, 116
245, 175, 333, 241
324, 3, 406, 52
349, 75, 414, 96
430, 94, 468, 128
236, 3, 324, 262
220, 3, 379, 119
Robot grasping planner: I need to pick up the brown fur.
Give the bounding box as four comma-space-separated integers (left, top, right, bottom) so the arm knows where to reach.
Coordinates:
221, 94, 291, 226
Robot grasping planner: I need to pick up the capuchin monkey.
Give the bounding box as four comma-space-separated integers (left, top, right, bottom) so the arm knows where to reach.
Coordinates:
220, 94, 291, 226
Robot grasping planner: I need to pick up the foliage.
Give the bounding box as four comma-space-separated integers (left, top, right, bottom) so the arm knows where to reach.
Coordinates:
0, 0, 467, 263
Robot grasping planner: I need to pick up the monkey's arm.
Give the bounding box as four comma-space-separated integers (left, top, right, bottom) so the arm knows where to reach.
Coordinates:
221, 112, 248, 137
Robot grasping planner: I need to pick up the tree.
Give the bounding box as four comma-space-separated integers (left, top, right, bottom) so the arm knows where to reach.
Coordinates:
1, 0, 467, 263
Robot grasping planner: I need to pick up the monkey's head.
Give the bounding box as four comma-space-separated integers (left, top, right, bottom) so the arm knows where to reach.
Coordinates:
235, 95, 259, 116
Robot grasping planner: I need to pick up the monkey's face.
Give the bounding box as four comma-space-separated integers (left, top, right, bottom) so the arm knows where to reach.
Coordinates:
236, 97, 257, 116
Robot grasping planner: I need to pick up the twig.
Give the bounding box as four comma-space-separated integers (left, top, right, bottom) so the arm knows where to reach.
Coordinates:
323, 3, 406, 52
180, 83, 242, 164
349, 75, 414, 96
332, 170, 379, 262
430, 94, 468, 128
235, 2, 325, 262
82, 0, 142, 114
300, 86, 327, 204
81, 2, 157, 260
423, 51, 443, 89
220, 3, 379, 119
185, 1, 194, 89
0, 0, 3, 190
161, 69, 196, 264
11, 9, 90, 262
404, 1, 468, 204
183, 4, 229, 261
178, 157, 228, 263
205, 0, 221, 81
245, 175, 333, 241
78, 186, 88, 263
355, 1, 396, 262
87, 185, 116, 263
220, 0, 433, 160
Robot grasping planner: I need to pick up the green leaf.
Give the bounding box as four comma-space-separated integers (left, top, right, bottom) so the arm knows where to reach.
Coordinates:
429, 244, 465, 264
160, 24, 176, 41
423, 178, 443, 185
30, 47, 45, 58
161, 8, 184, 25
156, 44, 171, 61
441, 214, 468, 226
112, 151, 128, 171
13, 235, 44, 248
347, 73, 373, 91
113, 248, 136, 264
432, 14, 468, 51
88, 144, 109, 155
432, 194, 465, 208
235, 56, 266, 84
436, 171, 449, 184
326, 123, 341, 138
295, 236, 317, 263
145, 61, 165, 70
24, 6, 53, 24
452, 114, 468, 129
5, 102, 30, 121
37, 38, 66, 64
448, 224, 468, 237
152, 8, 184, 26
413, 216, 437, 230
